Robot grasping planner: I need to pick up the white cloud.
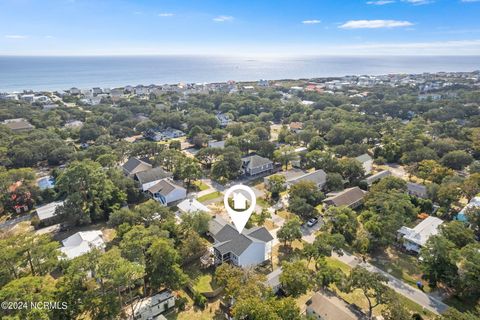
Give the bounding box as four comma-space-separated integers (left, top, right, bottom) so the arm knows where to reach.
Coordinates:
339, 20, 414, 29
367, 1, 395, 5
4, 35, 28, 39
213, 15, 234, 22
302, 20, 321, 24
403, 0, 432, 5
158, 13, 174, 17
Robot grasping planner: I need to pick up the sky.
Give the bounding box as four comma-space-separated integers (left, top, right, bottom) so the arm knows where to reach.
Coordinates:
1, 0, 480, 56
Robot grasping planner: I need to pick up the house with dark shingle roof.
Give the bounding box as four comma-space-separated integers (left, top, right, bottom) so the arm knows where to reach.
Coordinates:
122, 157, 152, 177
208, 216, 273, 267
135, 167, 173, 191
364, 170, 391, 186
323, 187, 367, 209
241, 154, 274, 176
147, 178, 186, 206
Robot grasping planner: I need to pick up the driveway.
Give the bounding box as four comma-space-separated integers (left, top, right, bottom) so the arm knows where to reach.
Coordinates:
0, 213, 31, 230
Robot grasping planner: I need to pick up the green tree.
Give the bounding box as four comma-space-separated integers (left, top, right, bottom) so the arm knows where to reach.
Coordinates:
420, 235, 459, 287
147, 238, 187, 290
441, 150, 474, 170
280, 260, 311, 297
342, 266, 391, 319
266, 174, 286, 199
274, 146, 296, 170
277, 217, 302, 247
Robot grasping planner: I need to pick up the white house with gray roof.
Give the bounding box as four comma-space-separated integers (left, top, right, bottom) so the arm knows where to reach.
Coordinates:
147, 178, 186, 206
288, 169, 327, 189
122, 157, 152, 177
241, 154, 274, 176
134, 167, 173, 191
208, 217, 273, 267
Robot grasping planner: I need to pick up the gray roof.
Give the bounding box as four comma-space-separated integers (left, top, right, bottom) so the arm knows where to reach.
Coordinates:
135, 167, 172, 185
122, 157, 152, 175
365, 170, 391, 185
407, 182, 427, 195
307, 292, 360, 320
242, 154, 273, 169
2, 119, 34, 131
355, 153, 372, 164
265, 267, 282, 289
324, 187, 366, 207
293, 169, 327, 186
209, 217, 273, 256
147, 179, 177, 195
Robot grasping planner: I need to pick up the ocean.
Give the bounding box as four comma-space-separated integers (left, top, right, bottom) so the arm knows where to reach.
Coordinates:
0, 55, 479, 92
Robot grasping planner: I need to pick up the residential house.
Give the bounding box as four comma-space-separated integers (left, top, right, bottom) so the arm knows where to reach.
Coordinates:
355, 154, 373, 175
135, 167, 173, 191
144, 128, 185, 142
216, 113, 231, 127
132, 290, 175, 320
241, 154, 274, 176
122, 157, 152, 177
177, 198, 211, 215
264, 169, 306, 188
397, 216, 444, 254
288, 122, 304, 133
289, 169, 327, 190
147, 178, 187, 206
208, 217, 273, 267
365, 170, 391, 186
407, 182, 428, 199
456, 196, 480, 222
208, 140, 226, 149
2, 118, 34, 132
323, 187, 367, 209
64, 120, 84, 129
265, 267, 283, 294
306, 292, 363, 320
60, 230, 105, 260
35, 201, 64, 227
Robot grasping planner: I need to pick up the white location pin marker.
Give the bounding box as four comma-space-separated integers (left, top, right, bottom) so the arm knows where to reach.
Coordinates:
224, 184, 256, 233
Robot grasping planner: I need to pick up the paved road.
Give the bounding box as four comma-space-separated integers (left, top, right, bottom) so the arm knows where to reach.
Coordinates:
0, 213, 31, 230
331, 251, 449, 315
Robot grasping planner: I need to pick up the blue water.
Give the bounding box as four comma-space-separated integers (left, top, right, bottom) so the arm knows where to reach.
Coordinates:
0, 55, 479, 92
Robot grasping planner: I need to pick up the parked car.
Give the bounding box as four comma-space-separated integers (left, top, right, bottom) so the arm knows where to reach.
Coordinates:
307, 217, 318, 227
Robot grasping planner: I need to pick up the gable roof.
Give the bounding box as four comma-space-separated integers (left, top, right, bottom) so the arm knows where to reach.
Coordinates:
407, 182, 427, 195
122, 157, 152, 175
209, 217, 273, 256
135, 167, 172, 185
324, 187, 366, 207
242, 154, 273, 169
307, 292, 360, 320
2, 118, 34, 131
398, 216, 444, 247
365, 170, 391, 185
355, 153, 372, 164
177, 198, 211, 214
147, 179, 182, 196
293, 169, 327, 186
36, 201, 64, 221
60, 230, 105, 259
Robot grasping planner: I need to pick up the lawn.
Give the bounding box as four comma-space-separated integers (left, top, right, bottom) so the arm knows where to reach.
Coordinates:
164, 290, 224, 320
369, 247, 431, 292
256, 197, 269, 208
197, 191, 222, 203
322, 257, 436, 319
193, 181, 210, 191
193, 274, 216, 293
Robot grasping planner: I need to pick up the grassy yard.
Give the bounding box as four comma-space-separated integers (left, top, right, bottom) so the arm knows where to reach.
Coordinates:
192, 274, 216, 293
197, 191, 222, 203
322, 257, 436, 319
256, 197, 269, 208
165, 290, 223, 320
369, 247, 431, 292
193, 180, 210, 191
